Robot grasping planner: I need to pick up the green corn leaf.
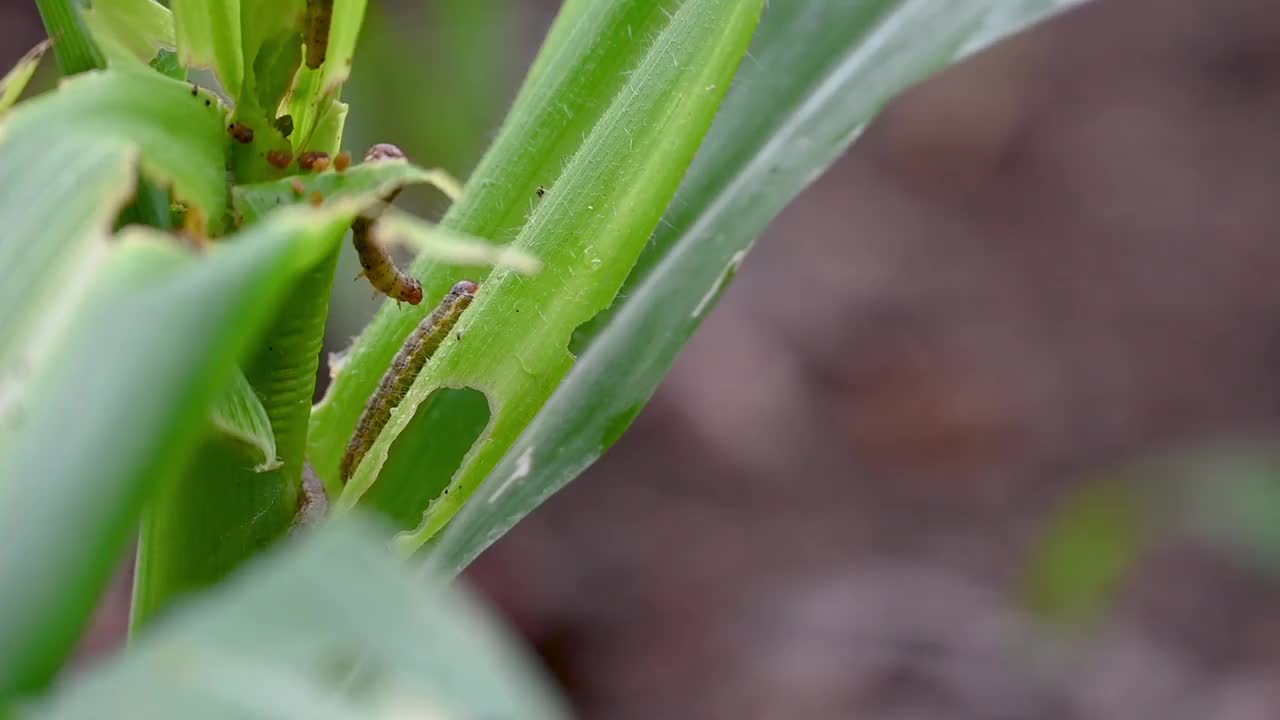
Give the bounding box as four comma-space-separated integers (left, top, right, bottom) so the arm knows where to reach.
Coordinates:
21, 518, 568, 720
427, 0, 1091, 570
34, 0, 106, 75
81, 0, 176, 67
0, 67, 229, 234
0, 39, 53, 114
287, 0, 367, 154
0, 203, 353, 698
231, 155, 461, 223
321, 0, 765, 551
308, 0, 755, 508
172, 0, 244, 97
210, 366, 281, 472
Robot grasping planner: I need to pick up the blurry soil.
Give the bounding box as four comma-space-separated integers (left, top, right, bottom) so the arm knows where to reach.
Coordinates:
11, 0, 1280, 717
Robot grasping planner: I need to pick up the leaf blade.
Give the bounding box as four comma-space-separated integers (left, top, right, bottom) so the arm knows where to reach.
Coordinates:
430, 0, 1093, 571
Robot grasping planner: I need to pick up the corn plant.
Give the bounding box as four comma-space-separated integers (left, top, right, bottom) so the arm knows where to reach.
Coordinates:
0, 0, 1083, 715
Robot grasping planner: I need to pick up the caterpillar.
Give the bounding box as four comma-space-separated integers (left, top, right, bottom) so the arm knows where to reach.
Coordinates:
339, 280, 479, 482
352, 143, 422, 304
227, 122, 254, 144
304, 0, 334, 69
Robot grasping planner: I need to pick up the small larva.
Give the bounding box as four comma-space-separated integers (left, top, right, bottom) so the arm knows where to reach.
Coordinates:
267, 149, 293, 169
536, 185, 547, 197
304, 0, 334, 69
228, 122, 254, 144
339, 280, 479, 482
298, 151, 330, 172
289, 463, 329, 536
334, 150, 352, 172
352, 216, 422, 304
352, 143, 421, 305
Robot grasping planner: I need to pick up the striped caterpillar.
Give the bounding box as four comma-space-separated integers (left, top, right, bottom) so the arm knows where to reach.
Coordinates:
304, 0, 334, 69
352, 143, 422, 304
339, 280, 479, 482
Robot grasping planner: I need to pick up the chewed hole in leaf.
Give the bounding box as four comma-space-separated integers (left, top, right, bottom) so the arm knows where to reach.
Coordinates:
362, 387, 491, 532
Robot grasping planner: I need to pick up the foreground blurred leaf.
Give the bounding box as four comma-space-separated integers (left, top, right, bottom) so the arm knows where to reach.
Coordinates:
0, 205, 350, 697
430, 0, 1092, 572
210, 367, 281, 472
0, 39, 53, 114
22, 518, 568, 720
0, 140, 132, 422
0, 67, 229, 234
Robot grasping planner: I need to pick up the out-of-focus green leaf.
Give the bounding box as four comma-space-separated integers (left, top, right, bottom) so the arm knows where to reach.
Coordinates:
0, 205, 350, 698
0, 67, 229, 233
0, 40, 53, 114
211, 367, 280, 472
0, 141, 129, 411
34, 0, 106, 75
172, 0, 244, 97
23, 518, 568, 720
81, 0, 175, 67
430, 0, 1091, 573
1170, 447, 1280, 570
1021, 478, 1148, 628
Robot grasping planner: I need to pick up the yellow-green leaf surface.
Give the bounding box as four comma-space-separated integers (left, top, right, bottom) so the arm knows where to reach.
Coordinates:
25, 519, 568, 720
322, 0, 764, 552
0, 39, 52, 114
0, 204, 352, 698
0, 67, 228, 233
82, 0, 175, 67
172, 0, 243, 97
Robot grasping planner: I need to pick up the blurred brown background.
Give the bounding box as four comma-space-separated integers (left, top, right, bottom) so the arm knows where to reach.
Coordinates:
10, 0, 1280, 717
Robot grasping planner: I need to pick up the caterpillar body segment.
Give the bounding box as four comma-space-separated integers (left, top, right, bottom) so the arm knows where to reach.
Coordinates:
304, 0, 334, 69
351, 143, 420, 304
352, 214, 421, 304
339, 280, 479, 482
